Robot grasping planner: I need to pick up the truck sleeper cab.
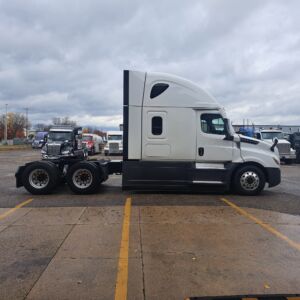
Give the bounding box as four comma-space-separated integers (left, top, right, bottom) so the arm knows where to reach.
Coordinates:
15, 70, 281, 195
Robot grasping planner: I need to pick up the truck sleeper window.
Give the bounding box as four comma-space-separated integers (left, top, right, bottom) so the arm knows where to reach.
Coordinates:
152, 116, 163, 135
201, 114, 225, 135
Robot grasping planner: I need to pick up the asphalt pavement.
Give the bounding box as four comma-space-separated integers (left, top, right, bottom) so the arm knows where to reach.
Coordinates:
0, 149, 299, 300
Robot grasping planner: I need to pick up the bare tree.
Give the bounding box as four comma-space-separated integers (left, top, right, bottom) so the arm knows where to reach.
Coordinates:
34, 123, 51, 131
52, 116, 77, 126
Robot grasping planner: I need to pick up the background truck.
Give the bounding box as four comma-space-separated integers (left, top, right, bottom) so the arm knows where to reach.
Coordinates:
16, 70, 281, 196
104, 131, 123, 155
32, 131, 48, 149
82, 133, 104, 155
256, 129, 296, 164
41, 125, 86, 160
286, 132, 300, 163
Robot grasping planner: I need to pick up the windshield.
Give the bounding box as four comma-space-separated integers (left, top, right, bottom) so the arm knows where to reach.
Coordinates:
261, 132, 284, 139
35, 132, 46, 140
82, 136, 93, 141
108, 135, 122, 141
48, 131, 72, 142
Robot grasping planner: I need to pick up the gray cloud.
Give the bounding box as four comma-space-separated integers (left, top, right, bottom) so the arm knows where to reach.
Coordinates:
0, 0, 300, 128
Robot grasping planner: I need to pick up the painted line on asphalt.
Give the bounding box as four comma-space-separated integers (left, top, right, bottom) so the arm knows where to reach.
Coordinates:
220, 197, 300, 252
0, 198, 33, 221
114, 197, 132, 300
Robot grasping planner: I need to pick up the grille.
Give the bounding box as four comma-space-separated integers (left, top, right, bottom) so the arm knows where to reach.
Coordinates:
276, 143, 290, 155
109, 143, 119, 152
47, 144, 61, 156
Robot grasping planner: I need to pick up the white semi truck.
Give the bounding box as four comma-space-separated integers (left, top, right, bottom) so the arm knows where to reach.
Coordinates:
15, 70, 281, 195
104, 131, 123, 155
256, 129, 296, 164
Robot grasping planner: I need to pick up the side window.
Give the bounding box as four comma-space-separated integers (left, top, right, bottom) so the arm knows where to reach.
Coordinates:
201, 114, 225, 135
147, 111, 167, 139
152, 116, 162, 135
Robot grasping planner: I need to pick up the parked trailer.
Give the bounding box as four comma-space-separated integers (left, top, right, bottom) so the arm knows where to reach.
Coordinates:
15, 70, 281, 196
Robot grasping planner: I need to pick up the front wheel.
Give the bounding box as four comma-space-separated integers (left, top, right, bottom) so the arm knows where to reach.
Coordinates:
66, 161, 101, 194
233, 165, 265, 196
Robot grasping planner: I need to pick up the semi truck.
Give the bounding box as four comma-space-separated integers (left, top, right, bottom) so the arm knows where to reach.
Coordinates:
256, 129, 296, 164
82, 133, 105, 155
104, 131, 123, 155
15, 70, 281, 196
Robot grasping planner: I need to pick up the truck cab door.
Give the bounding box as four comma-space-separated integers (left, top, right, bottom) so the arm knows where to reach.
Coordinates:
196, 112, 233, 162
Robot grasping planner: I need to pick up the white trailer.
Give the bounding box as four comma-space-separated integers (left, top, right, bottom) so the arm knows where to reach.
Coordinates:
16, 70, 281, 195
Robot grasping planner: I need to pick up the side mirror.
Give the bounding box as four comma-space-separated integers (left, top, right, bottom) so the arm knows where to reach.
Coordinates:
256, 133, 261, 140
270, 137, 278, 152
223, 118, 234, 141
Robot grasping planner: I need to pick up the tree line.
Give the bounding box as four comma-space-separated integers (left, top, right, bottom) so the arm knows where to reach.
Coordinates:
0, 112, 29, 140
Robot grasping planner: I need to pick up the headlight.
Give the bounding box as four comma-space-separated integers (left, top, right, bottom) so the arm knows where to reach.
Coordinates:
273, 157, 280, 166
41, 146, 47, 154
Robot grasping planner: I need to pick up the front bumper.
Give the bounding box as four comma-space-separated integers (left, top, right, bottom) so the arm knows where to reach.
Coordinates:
266, 167, 281, 187
280, 153, 296, 160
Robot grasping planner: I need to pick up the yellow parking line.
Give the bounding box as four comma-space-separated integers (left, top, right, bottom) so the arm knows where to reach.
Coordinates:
114, 197, 132, 300
220, 197, 300, 252
0, 198, 33, 221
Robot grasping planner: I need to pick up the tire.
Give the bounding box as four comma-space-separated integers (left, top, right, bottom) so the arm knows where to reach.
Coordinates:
22, 161, 59, 195
296, 152, 300, 163
66, 161, 101, 194
233, 165, 266, 196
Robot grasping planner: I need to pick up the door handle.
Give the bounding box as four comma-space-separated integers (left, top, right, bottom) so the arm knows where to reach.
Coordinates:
198, 147, 204, 156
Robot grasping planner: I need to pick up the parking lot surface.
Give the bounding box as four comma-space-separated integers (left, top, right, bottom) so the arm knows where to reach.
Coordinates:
0, 149, 300, 300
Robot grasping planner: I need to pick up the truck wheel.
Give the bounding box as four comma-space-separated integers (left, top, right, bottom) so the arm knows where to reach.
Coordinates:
233, 165, 265, 196
22, 161, 59, 194
66, 161, 100, 194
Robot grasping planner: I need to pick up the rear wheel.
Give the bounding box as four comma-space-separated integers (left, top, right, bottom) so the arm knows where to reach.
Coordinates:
22, 161, 59, 194
66, 161, 101, 194
233, 165, 265, 195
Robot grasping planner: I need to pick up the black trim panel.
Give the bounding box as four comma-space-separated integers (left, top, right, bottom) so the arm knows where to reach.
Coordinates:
266, 167, 281, 187
122, 161, 235, 191
123, 70, 129, 160
240, 137, 259, 145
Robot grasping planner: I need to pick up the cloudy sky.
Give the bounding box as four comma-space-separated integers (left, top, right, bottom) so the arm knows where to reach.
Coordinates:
0, 0, 300, 129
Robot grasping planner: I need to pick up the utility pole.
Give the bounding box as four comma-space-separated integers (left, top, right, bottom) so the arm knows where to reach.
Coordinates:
24, 107, 28, 138
4, 104, 8, 144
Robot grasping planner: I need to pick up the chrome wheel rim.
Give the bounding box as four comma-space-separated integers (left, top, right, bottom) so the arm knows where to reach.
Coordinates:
240, 171, 260, 191
72, 169, 93, 189
29, 169, 49, 189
